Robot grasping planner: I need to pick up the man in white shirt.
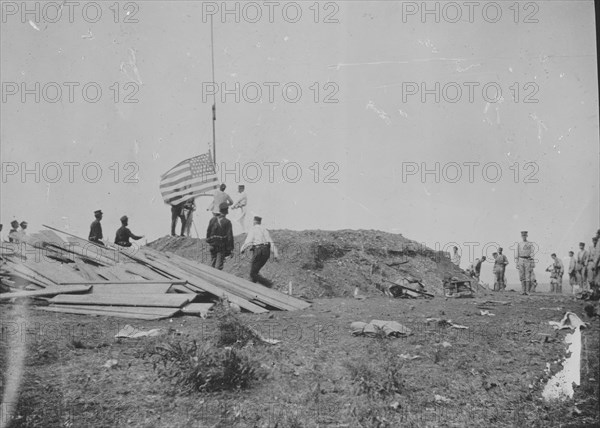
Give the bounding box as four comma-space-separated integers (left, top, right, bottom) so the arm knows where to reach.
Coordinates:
241, 215, 278, 286
450, 246, 461, 267
207, 184, 233, 215
231, 185, 248, 232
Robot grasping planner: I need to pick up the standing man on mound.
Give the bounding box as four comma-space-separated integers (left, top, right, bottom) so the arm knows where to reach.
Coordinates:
516, 230, 535, 295
241, 215, 279, 287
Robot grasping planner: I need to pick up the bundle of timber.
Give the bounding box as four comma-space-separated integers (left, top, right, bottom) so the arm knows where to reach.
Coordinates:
0, 225, 309, 319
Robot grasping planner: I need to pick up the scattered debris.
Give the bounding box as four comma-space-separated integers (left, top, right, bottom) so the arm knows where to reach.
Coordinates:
351, 320, 412, 337
426, 318, 469, 329
1, 227, 310, 319
434, 394, 451, 404
479, 310, 495, 317
115, 325, 163, 339
103, 359, 119, 369
398, 354, 421, 360
548, 312, 587, 330
542, 320, 582, 401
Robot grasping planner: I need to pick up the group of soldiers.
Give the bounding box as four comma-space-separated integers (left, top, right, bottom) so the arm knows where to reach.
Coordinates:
170, 183, 279, 287
88, 210, 145, 248
455, 230, 600, 295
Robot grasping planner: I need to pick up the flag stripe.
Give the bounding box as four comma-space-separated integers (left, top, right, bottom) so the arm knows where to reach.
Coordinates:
159, 153, 219, 205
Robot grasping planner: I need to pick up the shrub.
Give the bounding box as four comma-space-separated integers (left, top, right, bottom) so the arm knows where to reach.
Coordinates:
148, 338, 260, 394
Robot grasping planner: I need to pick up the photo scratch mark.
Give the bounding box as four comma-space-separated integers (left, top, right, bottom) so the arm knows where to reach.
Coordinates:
81, 29, 94, 39
328, 57, 466, 70
120, 48, 143, 85
366, 101, 391, 125
529, 113, 548, 143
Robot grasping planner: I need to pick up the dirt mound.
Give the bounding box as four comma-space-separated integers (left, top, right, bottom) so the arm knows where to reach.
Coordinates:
146, 229, 471, 299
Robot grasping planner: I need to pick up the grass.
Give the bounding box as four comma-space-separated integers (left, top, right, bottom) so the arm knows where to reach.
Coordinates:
1, 296, 599, 427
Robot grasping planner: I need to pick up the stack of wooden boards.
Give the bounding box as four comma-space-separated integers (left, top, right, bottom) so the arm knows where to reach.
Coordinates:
0, 227, 310, 319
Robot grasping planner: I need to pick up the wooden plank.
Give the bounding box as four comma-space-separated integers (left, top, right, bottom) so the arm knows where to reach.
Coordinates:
160, 250, 310, 310
20, 256, 87, 284
181, 303, 214, 316
38, 305, 178, 320
122, 262, 172, 280
140, 251, 278, 312
72, 258, 99, 281
0, 285, 91, 300
90, 283, 172, 295
49, 293, 191, 308
58, 280, 184, 285
95, 267, 122, 281
156, 249, 307, 308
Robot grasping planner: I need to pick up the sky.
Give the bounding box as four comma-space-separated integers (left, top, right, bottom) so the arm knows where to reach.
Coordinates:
1, 1, 598, 287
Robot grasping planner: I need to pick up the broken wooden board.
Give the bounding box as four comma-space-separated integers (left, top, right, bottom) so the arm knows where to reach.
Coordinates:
37, 305, 178, 320
181, 303, 214, 316
0, 285, 91, 300
90, 283, 172, 295
49, 293, 191, 308
144, 249, 310, 311
128, 251, 268, 313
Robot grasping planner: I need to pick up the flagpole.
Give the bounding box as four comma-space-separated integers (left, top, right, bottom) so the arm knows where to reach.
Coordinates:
210, 14, 216, 163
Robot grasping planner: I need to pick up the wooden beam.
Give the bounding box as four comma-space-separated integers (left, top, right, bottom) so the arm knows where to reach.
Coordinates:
38, 305, 178, 320
0, 285, 91, 300
49, 293, 191, 308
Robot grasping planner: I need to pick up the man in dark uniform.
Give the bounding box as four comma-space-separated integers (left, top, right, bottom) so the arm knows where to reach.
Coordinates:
205, 202, 234, 270
8, 220, 19, 242
170, 201, 186, 236
88, 209, 104, 245
114, 215, 144, 247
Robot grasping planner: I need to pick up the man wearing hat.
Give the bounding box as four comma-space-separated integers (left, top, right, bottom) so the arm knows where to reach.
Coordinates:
8, 220, 20, 242
88, 210, 104, 245
205, 202, 234, 270
568, 251, 578, 294
515, 231, 535, 295
231, 184, 248, 232
576, 242, 589, 290
19, 221, 28, 235
240, 215, 279, 286
114, 215, 144, 247
207, 183, 233, 216
587, 236, 598, 289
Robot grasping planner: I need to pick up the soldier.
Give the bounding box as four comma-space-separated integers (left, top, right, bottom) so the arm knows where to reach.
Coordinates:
8, 220, 19, 242
568, 251, 577, 294
241, 215, 279, 287
516, 231, 535, 295
495, 247, 509, 290
205, 202, 234, 270
88, 210, 104, 245
114, 216, 144, 247
576, 242, 589, 290
551, 253, 564, 294
587, 236, 598, 289
19, 221, 28, 235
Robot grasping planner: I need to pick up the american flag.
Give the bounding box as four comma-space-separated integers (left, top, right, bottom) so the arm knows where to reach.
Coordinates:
159, 152, 219, 205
